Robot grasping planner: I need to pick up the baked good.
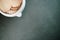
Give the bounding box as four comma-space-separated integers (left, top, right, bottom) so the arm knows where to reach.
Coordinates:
0, 0, 22, 14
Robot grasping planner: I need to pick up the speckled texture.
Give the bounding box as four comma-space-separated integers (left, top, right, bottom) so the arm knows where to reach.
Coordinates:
0, 0, 60, 40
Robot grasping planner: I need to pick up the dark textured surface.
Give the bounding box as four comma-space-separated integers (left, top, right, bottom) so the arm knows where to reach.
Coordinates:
0, 0, 60, 40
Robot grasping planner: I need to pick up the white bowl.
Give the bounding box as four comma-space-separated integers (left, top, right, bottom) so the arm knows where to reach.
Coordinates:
0, 0, 26, 17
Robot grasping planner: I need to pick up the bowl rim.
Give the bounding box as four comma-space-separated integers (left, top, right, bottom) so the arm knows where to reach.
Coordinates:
0, 0, 26, 17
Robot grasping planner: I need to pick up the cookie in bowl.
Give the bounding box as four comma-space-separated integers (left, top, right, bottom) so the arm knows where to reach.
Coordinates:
0, 0, 26, 17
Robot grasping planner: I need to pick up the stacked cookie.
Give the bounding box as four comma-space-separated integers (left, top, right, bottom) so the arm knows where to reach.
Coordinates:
0, 0, 22, 14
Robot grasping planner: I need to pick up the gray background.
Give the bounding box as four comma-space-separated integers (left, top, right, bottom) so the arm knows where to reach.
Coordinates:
0, 0, 60, 40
